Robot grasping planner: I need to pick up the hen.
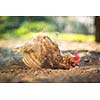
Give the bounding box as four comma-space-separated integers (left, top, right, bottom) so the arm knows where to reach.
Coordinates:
15, 34, 79, 69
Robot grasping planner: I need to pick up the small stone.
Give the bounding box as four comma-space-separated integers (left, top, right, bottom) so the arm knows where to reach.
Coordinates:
84, 58, 89, 62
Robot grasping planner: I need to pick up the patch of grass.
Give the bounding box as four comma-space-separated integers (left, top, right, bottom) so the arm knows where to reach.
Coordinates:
21, 32, 95, 42
58, 33, 95, 41
1, 32, 95, 42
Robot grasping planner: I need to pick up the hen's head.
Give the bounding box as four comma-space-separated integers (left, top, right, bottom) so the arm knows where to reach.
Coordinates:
70, 52, 80, 67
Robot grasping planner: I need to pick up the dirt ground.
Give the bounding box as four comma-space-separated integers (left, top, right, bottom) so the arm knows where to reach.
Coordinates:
0, 39, 100, 82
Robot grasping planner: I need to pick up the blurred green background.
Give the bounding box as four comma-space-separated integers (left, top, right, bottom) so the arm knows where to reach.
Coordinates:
0, 16, 95, 41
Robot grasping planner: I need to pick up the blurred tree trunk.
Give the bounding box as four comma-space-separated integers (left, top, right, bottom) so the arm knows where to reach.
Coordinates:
95, 16, 100, 42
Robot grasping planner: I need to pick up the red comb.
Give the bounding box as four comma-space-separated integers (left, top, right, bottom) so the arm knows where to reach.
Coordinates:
74, 52, 79, 60
70, 52, 80, 66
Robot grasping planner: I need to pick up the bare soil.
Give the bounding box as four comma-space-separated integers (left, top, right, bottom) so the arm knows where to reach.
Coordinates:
0, 39, 100, 82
